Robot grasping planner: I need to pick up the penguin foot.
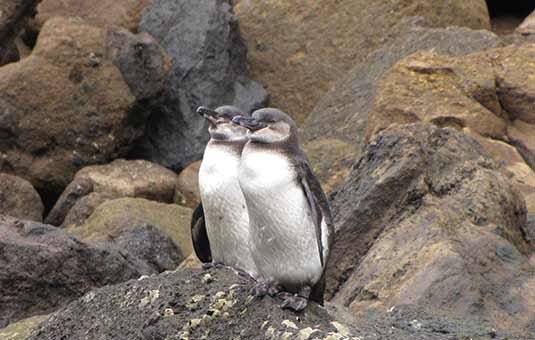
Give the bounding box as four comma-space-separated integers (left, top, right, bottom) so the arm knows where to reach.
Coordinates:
201, 263, 214, 270
251, 281, 279, 297
280, 295, 308, 312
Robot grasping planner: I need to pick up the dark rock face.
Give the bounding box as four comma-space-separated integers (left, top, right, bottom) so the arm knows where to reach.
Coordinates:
327, 123, 535, 336
0, 173, 44, 221
133, 0, 268, 170
0, 0, 38, 65
301, 24, 501, 191
29, 267, 514, 340
0, 215, 153, 328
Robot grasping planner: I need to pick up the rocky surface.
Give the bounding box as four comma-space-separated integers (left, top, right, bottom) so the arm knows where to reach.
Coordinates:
0, 173, 43, 221
0, 0, 38, 65
29, 267, 516, 340
236, 0, 490, 123
327, 123, 535, 336
133, 0, 268, 171
46, 159, 177, 227
33, 0, 151, 33
366, 42, 535, 213
302, 24, 501, 191
0, 315, 49, 340
0, 215, 158, 328
69, 197, 194, 257
0, 17, 170, 204
174, 160, 201, 208
515, 9, 535, 35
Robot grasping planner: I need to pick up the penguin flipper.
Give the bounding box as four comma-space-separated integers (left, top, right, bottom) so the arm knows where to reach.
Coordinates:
191, 203, 212, 263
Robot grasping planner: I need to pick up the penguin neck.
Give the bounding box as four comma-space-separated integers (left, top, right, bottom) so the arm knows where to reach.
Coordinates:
207, 139, 246, 155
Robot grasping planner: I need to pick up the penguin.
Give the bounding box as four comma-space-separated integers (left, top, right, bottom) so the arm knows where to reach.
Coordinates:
232, 108, 334, 312
191, 105, 257, 278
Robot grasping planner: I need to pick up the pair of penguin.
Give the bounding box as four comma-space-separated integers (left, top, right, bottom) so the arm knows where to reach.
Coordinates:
191, 105, 334, 312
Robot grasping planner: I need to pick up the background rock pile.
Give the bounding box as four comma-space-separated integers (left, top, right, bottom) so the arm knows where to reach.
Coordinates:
1, 0, 535, 339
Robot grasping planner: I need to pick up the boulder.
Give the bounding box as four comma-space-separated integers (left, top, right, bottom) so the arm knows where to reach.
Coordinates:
69, 197, 194, 257
327, 123, 535, 335
0, 17, 170, 203
0, 215, 153, 328
0, 173, 43, 221
29, 267, 515, 340
0, 315, 49, 340
516, 9, 535, 35
174, 160, 201, 208
0, 0, 38, 65
366, 43, 535, 213
302, 25, 501, 191
235, 0, 490, 123
46, 159, 177, 227
33, 0, 151, 33
132, 0, 268, 171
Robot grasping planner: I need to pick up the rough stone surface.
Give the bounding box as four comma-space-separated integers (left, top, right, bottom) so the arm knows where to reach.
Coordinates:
0, 17, 170, 203
69, 197, 194, 258
328, 123, 535, 336
0, 215, 152, 328
29, 267, 517, 340
236, 0, 490, 123
0, 173, 43, 221
367, 43, 535, 213
0, 0, 38, 65
33, 0, 151, 33
46, 159, 177, 227
516, 10, 535, 35
133, 0, 268, 171
302, 25, 501, 191
0, 315, 49, 340
174, 160, 201, 208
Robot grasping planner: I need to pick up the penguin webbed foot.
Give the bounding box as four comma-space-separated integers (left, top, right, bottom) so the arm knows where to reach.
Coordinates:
279, 286, 311, 313
251, 281, 280, 298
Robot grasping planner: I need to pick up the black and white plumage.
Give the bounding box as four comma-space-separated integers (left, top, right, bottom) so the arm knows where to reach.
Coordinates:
191, 106, 257, 278
233, 108, 334, 311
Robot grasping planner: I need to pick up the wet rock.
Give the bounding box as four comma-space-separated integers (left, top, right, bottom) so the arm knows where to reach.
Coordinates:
46, 159, 177, 227
302, 25, 501, 191
236, 0, 490, 123
328, 123, 535, 335
0, 215, 151, 328
0, 17, 170, 202
0, 173, 43, 221
69, 197, 193, 258
33, 0, 151, 32
174, 160, 201, 208
29, 267, 518, 340
133, 0, 268, 171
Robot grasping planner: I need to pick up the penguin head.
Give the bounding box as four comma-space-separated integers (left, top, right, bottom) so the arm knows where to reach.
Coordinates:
231, 108, 297, 144
196, 106, 250, 142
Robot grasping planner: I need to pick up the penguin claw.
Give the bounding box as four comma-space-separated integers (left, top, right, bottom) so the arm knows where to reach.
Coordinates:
280, 295, 308, 312
202, 263, 214, 270
251, 281, 278, 297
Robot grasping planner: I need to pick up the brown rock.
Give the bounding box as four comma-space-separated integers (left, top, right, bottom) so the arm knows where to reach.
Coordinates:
0, 173, 43, 221
516, 10, 535, 35
0, 0, 38, 65
328, 123, 534, 334
33, 0, 151, 32
69, 197, 194, 257
236, 0, 490, 123
0, 17, 170, 202
174, 161, 201, 208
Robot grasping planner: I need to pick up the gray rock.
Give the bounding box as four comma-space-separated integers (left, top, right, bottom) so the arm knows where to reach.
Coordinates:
29, 267, 514, 340
133, 0, 269, 170
0, 173, 44, 221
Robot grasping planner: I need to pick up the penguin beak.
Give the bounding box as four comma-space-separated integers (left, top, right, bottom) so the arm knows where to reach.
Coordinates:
196, 106, 219, 125
232, 115, 266, 131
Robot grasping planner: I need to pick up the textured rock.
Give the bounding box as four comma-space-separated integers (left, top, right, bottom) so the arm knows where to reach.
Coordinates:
0, 173, 43, 221
46, 159, 177, 227
29, 267, 515, 340
0, 0, 38, 65
174, 160, 201, 208
69, 197, 194, 257
516, 10, 535, 35
33, 0, 151, 32
0, 215, 152, 328
236, 0, 490, 123
328, 123, 535, 336
367, 43, 535, 213
133, 0, 268, 171
0, 315, 49, 340
302, 25, 501, 191
0, 17, 170, 202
